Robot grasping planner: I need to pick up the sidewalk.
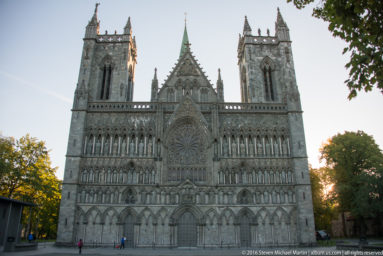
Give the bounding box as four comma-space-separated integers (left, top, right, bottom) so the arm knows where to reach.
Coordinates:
1, 243, 339, 256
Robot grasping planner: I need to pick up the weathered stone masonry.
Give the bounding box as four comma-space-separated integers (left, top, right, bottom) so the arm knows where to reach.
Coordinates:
56, 5, 316, 247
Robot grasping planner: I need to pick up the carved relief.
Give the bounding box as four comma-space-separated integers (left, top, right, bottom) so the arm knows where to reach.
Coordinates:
177, 59, 199, 76
167, 122, 206, 165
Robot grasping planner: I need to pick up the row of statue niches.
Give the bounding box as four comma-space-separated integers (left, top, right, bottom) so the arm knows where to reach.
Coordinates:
77, 188, 297, 205
218, 169, 294, 185
80, 168, 157, 185
220, 136, 290, 157
84, 135, 157, 157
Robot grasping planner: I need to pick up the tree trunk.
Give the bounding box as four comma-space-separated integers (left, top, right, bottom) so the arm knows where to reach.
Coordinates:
341, 212, 347, 237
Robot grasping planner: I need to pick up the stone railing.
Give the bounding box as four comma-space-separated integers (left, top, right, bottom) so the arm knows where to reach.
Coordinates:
96, 34, 129, 43
87, 101, 287, 113
88, 102, 156, 112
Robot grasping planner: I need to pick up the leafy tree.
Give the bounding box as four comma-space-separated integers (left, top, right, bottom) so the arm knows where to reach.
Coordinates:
310, 167, 336, 232
320, 131, 383, 237
287, 0, 383, 99
0, 134, 61, 239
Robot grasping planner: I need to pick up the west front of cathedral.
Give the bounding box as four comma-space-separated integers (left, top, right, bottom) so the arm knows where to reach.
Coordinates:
57, 5, 316, 247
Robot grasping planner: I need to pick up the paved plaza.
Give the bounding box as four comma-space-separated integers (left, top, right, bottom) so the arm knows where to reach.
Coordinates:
1, 243, 339, 256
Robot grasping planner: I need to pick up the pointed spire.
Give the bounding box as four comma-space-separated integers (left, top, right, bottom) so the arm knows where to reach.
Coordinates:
217, 68, 224, 102
89, 3, 100, 26
85, 3, 100, 38
179, 23, 190, 57
151, 68, 158, 102
124, 17, 132, 34
153, 68, 158, 80
276, 7, 287, 27
243, 16, 252, 36
275, 7, 290, 41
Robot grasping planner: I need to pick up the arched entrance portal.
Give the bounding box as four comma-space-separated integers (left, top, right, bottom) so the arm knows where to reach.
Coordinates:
177, 211, 197, 247
240, 213, 251, 247
123, 214, 135, 247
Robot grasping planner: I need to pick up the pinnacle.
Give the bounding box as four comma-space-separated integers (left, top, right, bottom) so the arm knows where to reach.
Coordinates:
243, 16, 252, 35
276, 7, 287, 27
179, 24, 190, 57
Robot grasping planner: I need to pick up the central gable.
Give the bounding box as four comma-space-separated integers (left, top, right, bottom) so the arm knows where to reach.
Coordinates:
157, 46, 218, 103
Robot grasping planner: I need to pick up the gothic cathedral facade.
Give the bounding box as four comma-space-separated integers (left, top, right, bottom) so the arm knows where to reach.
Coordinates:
57, 6, 316, 247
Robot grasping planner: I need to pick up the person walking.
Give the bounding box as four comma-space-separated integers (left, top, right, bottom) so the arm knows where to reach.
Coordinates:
77, 239, 83, 254
120, 236, 125, 249
28, 233, 33, 243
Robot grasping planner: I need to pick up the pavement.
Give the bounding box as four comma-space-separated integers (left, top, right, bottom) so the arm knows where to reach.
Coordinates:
0, 243, 338, 256
1, 240, 382, 256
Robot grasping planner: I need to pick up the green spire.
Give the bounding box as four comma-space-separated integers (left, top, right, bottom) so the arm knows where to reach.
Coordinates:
179, 24, 190, 57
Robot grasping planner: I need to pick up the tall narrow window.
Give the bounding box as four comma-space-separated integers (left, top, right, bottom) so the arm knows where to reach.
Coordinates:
263, 66, 274, 101
261, 57, 276, 101
100, 64, 113, 100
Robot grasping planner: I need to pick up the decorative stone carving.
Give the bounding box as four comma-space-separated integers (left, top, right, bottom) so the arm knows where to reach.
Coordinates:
168, 123, 205, 165
177, 59, 199, 76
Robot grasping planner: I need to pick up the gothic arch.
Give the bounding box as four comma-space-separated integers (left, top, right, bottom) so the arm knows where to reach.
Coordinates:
101, 207, 119, 224
236, 207, 256, 224
255, 207, 271, 224
138, 207, 157, 225
220, 207, 235, 224
84, 206, 102, 224
169, 205, 204, 225
237, 189, 253, 204
260, 56, 276, 70
204, 208, 221, 225
118, 207, 138, 224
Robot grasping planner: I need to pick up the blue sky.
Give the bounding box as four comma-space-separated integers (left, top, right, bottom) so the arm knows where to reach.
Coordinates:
1, 0, 382, 179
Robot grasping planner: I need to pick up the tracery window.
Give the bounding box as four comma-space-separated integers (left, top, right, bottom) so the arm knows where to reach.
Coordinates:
261, 57, 276, 101
100, 64, 113, 100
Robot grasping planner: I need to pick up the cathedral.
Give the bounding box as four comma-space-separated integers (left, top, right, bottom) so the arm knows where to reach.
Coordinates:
57, 5, 316, 247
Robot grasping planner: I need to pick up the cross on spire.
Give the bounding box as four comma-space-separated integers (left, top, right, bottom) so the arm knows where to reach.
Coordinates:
184, 12, 187, 26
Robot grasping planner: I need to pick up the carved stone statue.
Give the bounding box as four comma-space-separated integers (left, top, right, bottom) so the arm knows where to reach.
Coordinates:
231, 140, 237, 157
147, 140, 153, 156
240, 140, 246, 156
138, 139, 144, 156
129, 140, 135, 156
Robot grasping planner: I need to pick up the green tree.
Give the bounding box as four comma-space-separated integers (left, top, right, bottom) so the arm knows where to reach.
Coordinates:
0, 134, 61, 239
310, 167, 336, 232
320, 131, 383, 237
287, 0, 383, 99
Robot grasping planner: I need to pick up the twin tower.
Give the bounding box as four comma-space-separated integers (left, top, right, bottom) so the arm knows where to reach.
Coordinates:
57, 4, 315, 248
76, 4, 300, 109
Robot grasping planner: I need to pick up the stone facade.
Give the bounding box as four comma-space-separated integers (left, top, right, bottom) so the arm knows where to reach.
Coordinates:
56, 6, 316, 247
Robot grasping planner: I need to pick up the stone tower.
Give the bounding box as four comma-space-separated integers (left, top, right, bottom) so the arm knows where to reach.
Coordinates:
237, 9, 315, 244
56, 6, 316, 247
56, 5, 137, 244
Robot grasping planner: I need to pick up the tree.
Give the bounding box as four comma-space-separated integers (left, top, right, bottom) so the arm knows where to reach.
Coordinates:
0, 134, 61, 239
287, 0, 383, 99
320, 131, 383, 237
310, 167, 336, 232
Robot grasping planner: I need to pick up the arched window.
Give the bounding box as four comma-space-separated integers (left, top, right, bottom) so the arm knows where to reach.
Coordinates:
261, 57, 276, 101
99, 56, 113, 100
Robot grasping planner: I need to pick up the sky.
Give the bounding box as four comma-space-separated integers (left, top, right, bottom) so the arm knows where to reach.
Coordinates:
0, 0, 382, 180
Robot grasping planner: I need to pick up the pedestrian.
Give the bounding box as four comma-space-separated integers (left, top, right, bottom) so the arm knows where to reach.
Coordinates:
77, 239, 83, 254
28, 233, 33, 243
120, 236, 125, 249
